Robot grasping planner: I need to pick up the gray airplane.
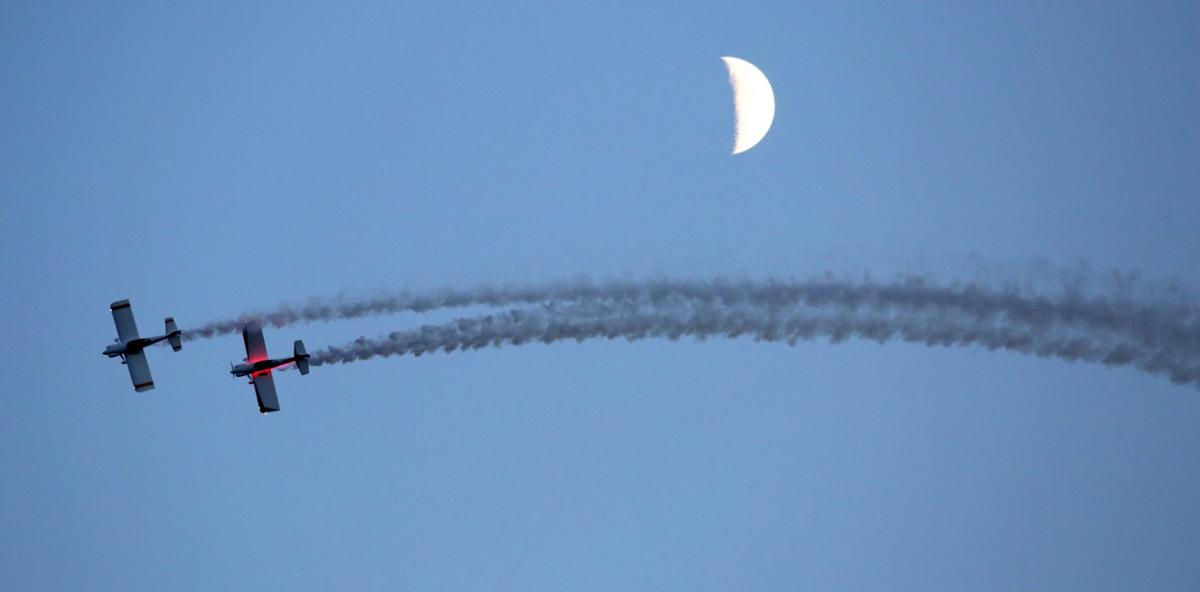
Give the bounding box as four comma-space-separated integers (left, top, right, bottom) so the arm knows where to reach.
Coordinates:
230, 323, 310, 414
103, 299, 182, 392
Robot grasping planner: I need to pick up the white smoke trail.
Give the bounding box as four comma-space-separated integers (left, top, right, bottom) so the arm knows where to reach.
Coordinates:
307, 299, 1200, 387
183, 277, 1200, 360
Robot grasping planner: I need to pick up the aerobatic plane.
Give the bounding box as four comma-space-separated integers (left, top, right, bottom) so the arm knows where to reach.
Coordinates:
230, 323, 310, 414
102, 299, 183, 392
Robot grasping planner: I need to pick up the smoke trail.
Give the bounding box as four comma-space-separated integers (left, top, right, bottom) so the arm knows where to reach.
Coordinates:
308, 299, 1200, 387
184, 277, 1200, 359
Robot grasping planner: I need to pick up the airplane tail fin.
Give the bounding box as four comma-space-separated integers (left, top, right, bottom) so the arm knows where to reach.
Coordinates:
294, 340, 310, 375
165, 317, 182, 351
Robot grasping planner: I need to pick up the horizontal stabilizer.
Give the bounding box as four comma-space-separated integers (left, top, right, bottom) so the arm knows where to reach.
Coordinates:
294, 340, 310, 375
165, 317, 182, 351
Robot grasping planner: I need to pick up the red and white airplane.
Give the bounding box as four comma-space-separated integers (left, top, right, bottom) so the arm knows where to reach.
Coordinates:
230, 323, 310, 414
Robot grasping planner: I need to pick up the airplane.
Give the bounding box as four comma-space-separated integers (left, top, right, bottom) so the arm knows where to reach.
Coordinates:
230, 323, 310, 414
103, 299, 183, 392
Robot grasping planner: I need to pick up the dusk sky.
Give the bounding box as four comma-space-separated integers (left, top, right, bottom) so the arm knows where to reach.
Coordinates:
3, 2, 1199, 589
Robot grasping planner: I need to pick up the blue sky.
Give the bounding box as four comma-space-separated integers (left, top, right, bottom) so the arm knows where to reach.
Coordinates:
3, 2, 1199, 589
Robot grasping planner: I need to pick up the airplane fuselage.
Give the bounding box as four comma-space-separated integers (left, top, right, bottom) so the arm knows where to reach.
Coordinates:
231, 357, 297, 378
102, 334, 168, 358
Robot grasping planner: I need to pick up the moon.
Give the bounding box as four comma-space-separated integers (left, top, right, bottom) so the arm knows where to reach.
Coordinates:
721, 56, 776, 154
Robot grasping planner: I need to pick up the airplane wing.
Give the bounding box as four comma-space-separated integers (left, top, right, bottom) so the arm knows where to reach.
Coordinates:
125, 351, 155, 392
252, 371, 280, 413
111, 300, 140, 343
243, 324, 269, 362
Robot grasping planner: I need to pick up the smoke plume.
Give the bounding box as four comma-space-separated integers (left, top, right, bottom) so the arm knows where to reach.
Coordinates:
307, 298, 1200, 387
184, 277, 1200, 361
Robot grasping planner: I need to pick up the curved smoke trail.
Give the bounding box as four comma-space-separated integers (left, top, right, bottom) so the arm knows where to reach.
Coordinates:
184, 277, 1200, 360
307, 299, 1200, 388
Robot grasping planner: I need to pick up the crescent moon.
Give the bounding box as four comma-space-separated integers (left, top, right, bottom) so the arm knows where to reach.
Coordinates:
721, 56, 776, 154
